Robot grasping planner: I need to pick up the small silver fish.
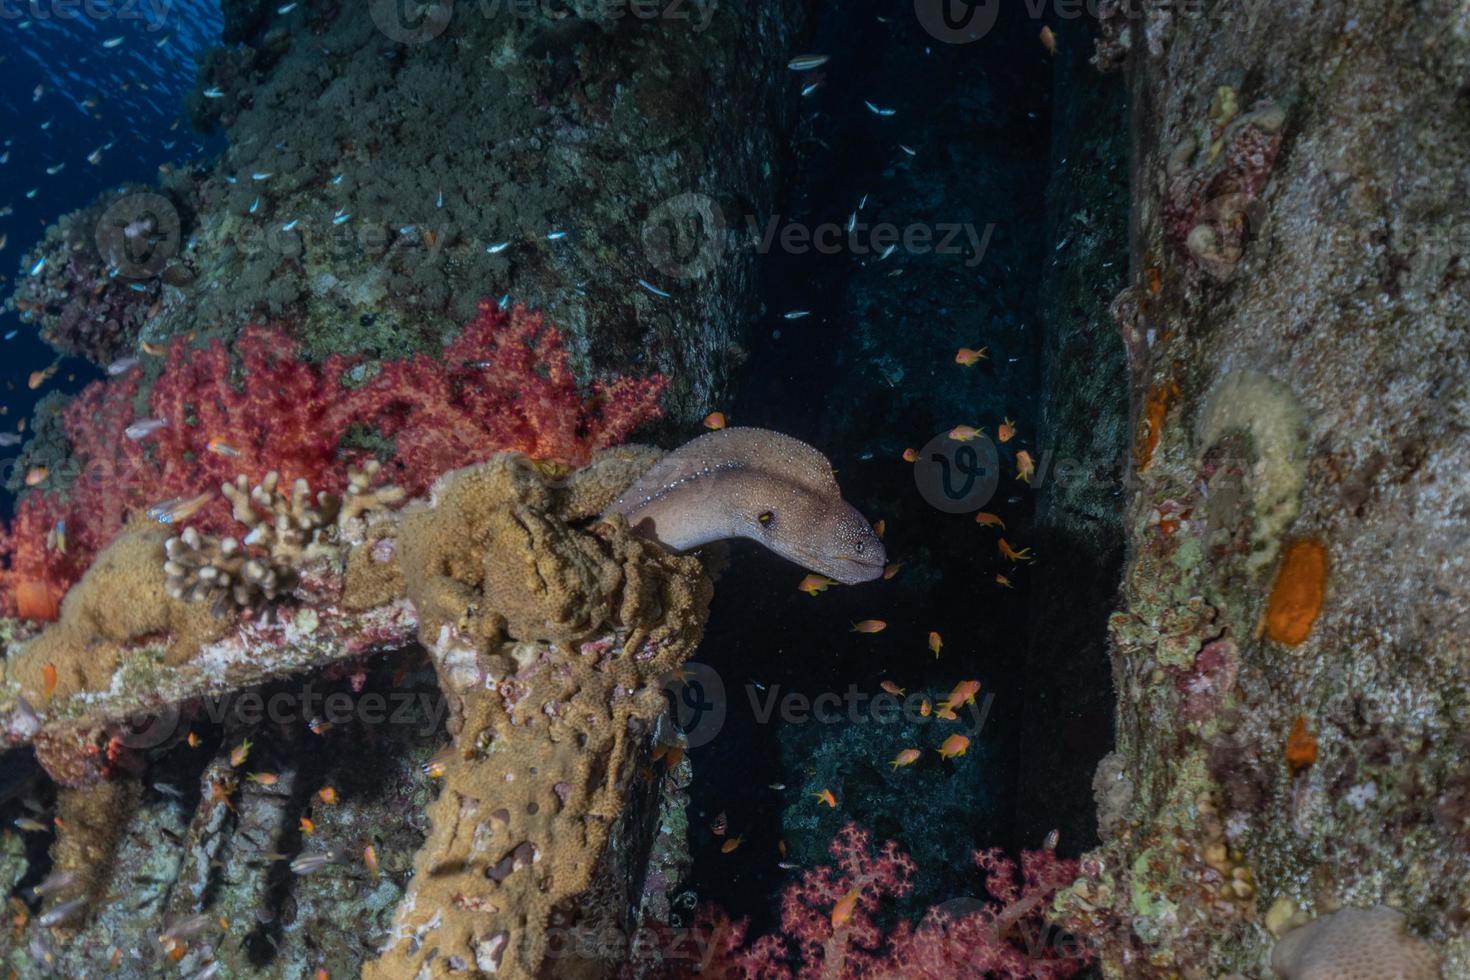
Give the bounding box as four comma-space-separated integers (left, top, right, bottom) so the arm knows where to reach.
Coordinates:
290, 850, 339, 875
38, 897, 86, 927
277, 1, 298, 11
546, 229, 567, 241
787, 54, 829, 71
0, 434, 21, 448
485, 241, 509, 254
801, 81, 823, 98
281, 219, 299, 231
249, 196, 260, 213
202, 87, 224, 99
160, 912, 212, 942
29, 257, 45, 275
783, 310, 810, 320
899, 144, 917, 156
87, 147, 103, 165
30, 869, 81, 898
637, 279, 670, 298
107, 356, 141, 376
46, 163, 65, 175
863, 100, 896, 117
252, 172, 273, 181
102, 36, 124, 48
332, 212, 351, 225
878, 243, 896, 261
330, 173, 344, 185
125, 418, 167, 440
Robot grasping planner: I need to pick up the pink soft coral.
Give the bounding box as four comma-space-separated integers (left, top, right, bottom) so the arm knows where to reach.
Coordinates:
666, 824, 1087, 980
0, 301, 667, 619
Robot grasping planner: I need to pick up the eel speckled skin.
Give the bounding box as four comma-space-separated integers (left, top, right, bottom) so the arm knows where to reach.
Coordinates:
604, 427, 886, 584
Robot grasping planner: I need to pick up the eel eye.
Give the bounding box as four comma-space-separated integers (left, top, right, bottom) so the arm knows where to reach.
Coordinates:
854, 541, 865, 554
757, 511, 774, 526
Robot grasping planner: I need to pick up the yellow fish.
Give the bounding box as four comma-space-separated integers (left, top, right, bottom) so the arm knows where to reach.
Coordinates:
948, 425, 983, 442
954, 346, 988, 366
798, 574, 835, 596
889, 748, 921, 770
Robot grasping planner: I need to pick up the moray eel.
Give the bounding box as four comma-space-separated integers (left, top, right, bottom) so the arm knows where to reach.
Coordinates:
605, 427, 886, 584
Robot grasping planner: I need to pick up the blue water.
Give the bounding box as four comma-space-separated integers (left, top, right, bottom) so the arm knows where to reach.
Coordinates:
0, 0, 222, 509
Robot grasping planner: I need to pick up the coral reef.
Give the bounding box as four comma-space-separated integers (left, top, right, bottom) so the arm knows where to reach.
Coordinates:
675, 823, 1085, 979
1270, 906, 1442, 979
10, 0, 809, 422
0, 302, 665, 621
0, 442, 711, 977
1047, 1, 1470, 975
7, 185, 197, 366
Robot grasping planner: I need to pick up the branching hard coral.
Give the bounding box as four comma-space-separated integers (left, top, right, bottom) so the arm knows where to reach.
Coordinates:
165, 464, 405, 619
0, 301, 665, 620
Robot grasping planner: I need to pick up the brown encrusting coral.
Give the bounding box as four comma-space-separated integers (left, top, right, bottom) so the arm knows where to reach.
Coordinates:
369, 454, 711, 977
0, 447, 710, 978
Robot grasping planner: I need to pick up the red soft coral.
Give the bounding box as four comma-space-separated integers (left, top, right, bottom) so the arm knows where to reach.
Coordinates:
0, 301, 666, 620
670, 826, 1088, 980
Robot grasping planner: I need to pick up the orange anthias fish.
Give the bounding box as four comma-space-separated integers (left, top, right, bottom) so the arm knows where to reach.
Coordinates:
229, 739, 252, 767
928, 631, 943, 658
813, 788, 837, 808
1040, 25, 1057, 54
42, 662, 57, 697
919, 699, 932, 717
317, 786, 339, 805
363, 844, 380, 876
937, 734, 971, 759
954, 346, 988, 366
998, 538, 1035, 563
24, 466, 48, 487
948, 424, 983, 442
995, 573, 1014, 589
851, 620, 887, 634
880, 680, 905, 696
1016, 450, 1037, 483
997, 417, 1017, 443
703, 411, 727, 430
831, 889, 860, 929
872, 519, 885, 539
901, 447, 918, 463
206, 436, 242, 458
27, 359, 59, 391
299, 816, 316, 835
890, 748, 921, 770
721, 836, 744, 854
942, 680, 981, 710
974, 511, 1006, 530
882, 562, 901, 580
799, 574, 835, 596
